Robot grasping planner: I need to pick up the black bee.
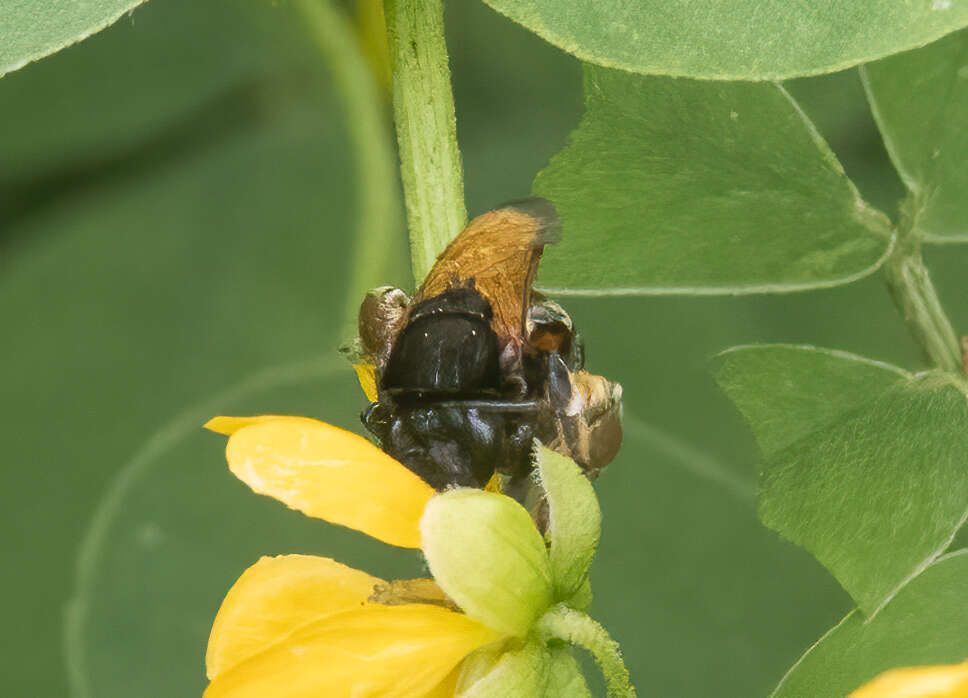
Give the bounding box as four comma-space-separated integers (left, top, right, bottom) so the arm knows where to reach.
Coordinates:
352, 198, 622, 491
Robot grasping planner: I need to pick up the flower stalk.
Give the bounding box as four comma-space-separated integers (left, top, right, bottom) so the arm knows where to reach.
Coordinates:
537, 603, 637, 698
383, 0, 467, 282
885, 198, 961, 374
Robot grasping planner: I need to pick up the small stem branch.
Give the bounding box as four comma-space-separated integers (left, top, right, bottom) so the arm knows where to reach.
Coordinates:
885, 200, 961, 374
537, 604, 637, 698
384, 0, 467, 282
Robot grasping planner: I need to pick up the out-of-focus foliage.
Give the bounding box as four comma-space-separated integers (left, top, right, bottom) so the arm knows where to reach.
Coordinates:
1, 2, 409, 695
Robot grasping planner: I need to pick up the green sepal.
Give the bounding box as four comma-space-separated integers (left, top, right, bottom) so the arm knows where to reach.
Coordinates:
457, 639, 550, 697
566, 578, 593, 612
535, 444, 601, 600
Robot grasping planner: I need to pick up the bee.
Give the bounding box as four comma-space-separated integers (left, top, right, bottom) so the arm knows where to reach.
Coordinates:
352, 198, 622, 491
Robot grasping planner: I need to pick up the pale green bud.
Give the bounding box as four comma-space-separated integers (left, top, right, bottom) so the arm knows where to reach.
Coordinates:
420, 489, 553, 637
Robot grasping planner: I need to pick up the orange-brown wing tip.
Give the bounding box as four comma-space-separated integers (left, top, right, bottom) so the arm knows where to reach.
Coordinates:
500, 197, 561, 245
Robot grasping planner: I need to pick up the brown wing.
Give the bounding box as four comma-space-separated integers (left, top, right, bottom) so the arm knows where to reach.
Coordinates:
414, 198, 561, 352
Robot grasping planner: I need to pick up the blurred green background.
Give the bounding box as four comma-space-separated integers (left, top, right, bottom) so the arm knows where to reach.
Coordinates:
3, 1, 967, 696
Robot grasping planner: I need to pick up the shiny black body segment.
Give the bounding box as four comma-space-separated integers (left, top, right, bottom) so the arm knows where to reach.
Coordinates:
381, 287, 501, 398
363, 400, 537, 490
363, 286, 543, 490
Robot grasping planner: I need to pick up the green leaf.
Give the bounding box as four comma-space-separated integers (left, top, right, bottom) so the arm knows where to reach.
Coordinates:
533, 66, 893, 295
715, 345, 968, 614
783, 70, 908, 225
863, 28, 968, 243
535, 444, 601, 600
421, 490, 554, 637
0, 0, 147, 78
481, 0, 968, 80
771, 550, 968, 697
714, 344, 908, 458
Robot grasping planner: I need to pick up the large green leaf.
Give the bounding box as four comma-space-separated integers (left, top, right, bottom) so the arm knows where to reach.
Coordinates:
715, 345, 968, 614
862, 28, 968, 243
481, 0, 968, 80
714, 345, 908, 458
0, 0, 147, 78
771, 550, 968, 697
533, 66, 893, 295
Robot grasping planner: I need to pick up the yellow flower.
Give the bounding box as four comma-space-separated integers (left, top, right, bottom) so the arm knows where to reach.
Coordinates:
200, 415, 569, 697
849, 661, 968, 698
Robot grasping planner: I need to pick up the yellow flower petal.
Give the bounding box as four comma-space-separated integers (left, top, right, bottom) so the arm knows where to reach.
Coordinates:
220, 416, 435, 547
849, 662, 968, 697
206, 555, 383, 680
205, 415, 285, 435
422, 663, 463, 698
354, 363, 379, 402
203, 604, 499, 698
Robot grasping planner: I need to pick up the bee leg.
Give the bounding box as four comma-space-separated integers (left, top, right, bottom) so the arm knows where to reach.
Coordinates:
546, 353, 574, 410
499, 339, 529, 398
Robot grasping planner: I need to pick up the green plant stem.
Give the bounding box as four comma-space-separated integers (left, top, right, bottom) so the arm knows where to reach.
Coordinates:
885, 200, 962, 374
296, 0, 405, 336
537, 604, 637, 698
384, 0, 467, 282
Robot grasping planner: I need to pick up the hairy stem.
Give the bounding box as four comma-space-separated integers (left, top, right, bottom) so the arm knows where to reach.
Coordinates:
537, 604, 637, 698
384, 0, 467, 282
885, 199, 962, 374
